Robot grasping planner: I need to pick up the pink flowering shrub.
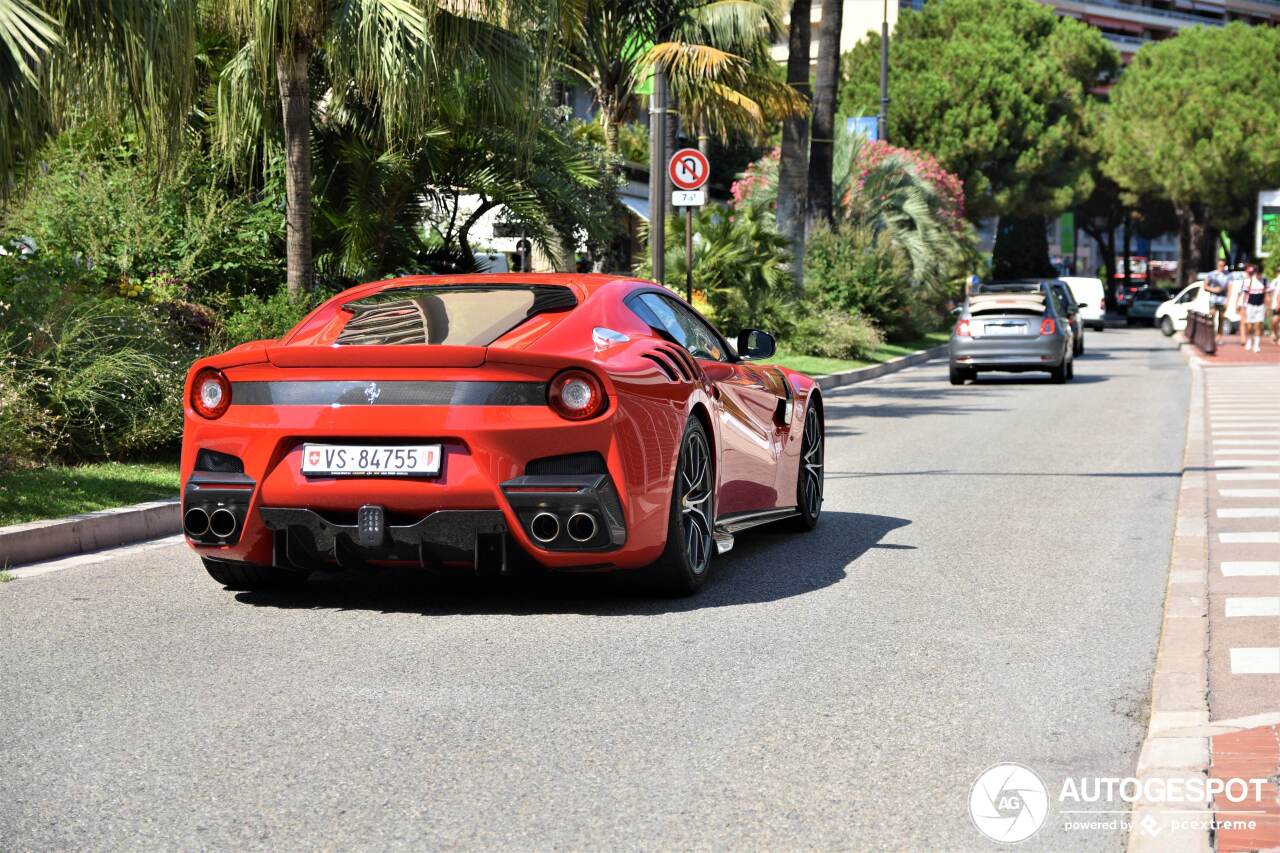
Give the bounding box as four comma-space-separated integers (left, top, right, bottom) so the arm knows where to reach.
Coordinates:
844, 141, 966, 230
730, 147, 780, 211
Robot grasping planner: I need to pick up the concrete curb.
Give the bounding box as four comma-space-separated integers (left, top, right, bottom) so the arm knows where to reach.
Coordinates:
1127, 358, 1213, 853
0, 498, 180, 569
814, 344, 948, 392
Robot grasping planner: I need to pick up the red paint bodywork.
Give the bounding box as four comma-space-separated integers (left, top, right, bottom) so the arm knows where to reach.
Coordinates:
181, 273, 819, 571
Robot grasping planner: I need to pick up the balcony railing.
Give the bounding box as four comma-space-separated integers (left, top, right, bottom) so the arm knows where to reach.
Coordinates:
1058, 0, 1226, 27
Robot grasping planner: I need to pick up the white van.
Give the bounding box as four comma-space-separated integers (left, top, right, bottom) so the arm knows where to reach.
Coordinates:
1155, 273, 1243, 336
1060, 277, 1106, 331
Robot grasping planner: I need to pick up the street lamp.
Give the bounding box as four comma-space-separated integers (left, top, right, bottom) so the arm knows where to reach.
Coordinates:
879, 0, 889, 143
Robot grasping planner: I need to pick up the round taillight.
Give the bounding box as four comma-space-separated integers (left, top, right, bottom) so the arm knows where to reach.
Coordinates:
547, 369, 607, 421
191, 368, 231, 419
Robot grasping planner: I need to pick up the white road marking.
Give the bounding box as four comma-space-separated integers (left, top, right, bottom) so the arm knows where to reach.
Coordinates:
1225, 598, 1280, 617
1208, 458, 1280, 466
1217, 473, 1280, 481
1218, 508, 1280, 518
1215, 449, 1280, 455
7, 535, 186, 580
1221, 561, 1280, 577
1219, 532, 1280, 544
1229, 648, 1280, 675
1219, 489, 1280, 498
1214, 440, 1280, 446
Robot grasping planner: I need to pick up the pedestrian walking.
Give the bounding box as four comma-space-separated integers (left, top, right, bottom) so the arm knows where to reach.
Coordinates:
1238, 265, 1270, 352
1206, 258, 1231, 343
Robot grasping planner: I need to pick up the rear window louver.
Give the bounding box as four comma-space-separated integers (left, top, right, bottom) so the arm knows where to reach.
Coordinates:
336, 285, 577, 346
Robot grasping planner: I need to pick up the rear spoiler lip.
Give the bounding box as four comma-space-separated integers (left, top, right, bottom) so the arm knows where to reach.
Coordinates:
263, 344, 487, 368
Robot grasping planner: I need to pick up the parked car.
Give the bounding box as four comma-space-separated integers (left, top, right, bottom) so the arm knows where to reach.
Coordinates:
1061, 276, 1106, 332
1127, 288, 1172, 325
180, 273, 824, 596
1049, 280, 1085, 356
950, 284, 1076, 385
1154, 273, 1244, 336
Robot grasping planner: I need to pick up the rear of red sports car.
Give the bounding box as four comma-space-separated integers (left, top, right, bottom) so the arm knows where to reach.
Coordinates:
182, 273, 755, 589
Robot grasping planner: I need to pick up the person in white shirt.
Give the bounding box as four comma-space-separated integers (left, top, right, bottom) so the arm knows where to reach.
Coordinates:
1237, 265, 1271, 352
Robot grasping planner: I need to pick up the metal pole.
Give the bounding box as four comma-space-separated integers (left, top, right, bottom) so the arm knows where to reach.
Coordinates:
878, 0, 889, 143
649, 69, 667, 283
685, 207, 693, 303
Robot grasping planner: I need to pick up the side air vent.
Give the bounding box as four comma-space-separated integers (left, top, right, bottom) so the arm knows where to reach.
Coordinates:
659, 345, 699, 380
641, 353, 679, 381
656, 346, 693, 381
525, 452, 608, 476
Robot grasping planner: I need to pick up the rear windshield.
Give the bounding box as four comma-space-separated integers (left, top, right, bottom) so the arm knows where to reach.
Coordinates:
971, 306, 1043, 316
336, 285, 576, 346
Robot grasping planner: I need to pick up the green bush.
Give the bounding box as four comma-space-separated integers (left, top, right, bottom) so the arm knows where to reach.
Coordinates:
804, 222, 911, 329
789, 309, 884, 359
0, 293, 193, 463
216, 288, 327, 348
0, 127, 284, 299
637, 203, 795, 336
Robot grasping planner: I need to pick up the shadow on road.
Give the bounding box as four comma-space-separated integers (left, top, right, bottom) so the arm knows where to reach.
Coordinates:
232, 510, 911, 617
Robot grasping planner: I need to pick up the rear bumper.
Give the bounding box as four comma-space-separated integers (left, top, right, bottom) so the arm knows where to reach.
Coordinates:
950, 336, 1066, 369
180, 383, 684, 571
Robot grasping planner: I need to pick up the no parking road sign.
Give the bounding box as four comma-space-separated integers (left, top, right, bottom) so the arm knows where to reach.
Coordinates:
668, 148, 709, 191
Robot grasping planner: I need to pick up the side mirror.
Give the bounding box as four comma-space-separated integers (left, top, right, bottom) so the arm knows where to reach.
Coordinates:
737, 329, 776, 360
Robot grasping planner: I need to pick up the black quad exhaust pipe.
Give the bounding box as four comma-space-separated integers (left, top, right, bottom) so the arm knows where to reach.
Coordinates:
183, 507, 210, 538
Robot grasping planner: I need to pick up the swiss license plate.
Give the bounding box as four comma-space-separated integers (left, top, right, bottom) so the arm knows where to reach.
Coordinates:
983, 322, 1026, 336
301, 444, 441, 477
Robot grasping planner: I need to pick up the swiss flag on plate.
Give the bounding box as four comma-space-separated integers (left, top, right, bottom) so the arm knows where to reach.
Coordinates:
307, 450, 321, 466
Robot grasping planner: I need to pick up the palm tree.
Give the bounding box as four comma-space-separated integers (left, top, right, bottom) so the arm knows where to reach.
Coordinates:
0, 0, 197, 182
776, 0, 811, 291
213, 0, 552, 297
806, 0, 841, 230
566, 0, 801, 160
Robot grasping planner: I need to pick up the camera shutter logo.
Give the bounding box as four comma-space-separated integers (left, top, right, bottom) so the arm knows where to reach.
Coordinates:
969, 763, 1049, 843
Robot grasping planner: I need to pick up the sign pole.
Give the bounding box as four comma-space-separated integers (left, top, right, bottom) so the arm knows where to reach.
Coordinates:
667, 147, 710, 303
684, 207, 693, 303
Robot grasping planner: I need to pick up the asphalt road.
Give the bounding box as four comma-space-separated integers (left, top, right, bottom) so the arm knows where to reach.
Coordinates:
0, 329, 1190, 851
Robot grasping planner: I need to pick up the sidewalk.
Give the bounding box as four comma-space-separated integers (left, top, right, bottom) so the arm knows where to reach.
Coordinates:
1188, 330, 1280, 365
1130, 355, 1280, 853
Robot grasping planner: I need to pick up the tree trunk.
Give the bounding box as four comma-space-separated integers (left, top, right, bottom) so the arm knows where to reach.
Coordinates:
1176, 204, 1193, 287
664, 90, 678, 204
992, 215, 1054, 279
1122, 214, 1132, 290
603, 109, 620, 160
806, 0, 842, 231
777, 0, 812, 293
277, 46, 313, 298
697, 114, 710, 159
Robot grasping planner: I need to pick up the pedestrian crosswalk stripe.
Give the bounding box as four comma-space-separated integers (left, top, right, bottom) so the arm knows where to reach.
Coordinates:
1219, 489, 1280, 498
1229, 648, 1280, 675
1217, 473, 1280, 480
1214, 440, 1280, 445
1214, 449, 1280, 455
1218, 508, 1280, 518
1225, 597, 1280, 617
1221, 561, 1280, 577
1219, 532, 1280, 543
1215, 461, 1280, 467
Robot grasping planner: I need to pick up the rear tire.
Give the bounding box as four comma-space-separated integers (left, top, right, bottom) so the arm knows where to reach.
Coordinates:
647, 417, 714, 596
1066, 359, 1075, 381
949, 364, 972, 385
203, 558, 309, 591
1160, 316, 1175, 337
1050, 360, 1068, 384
